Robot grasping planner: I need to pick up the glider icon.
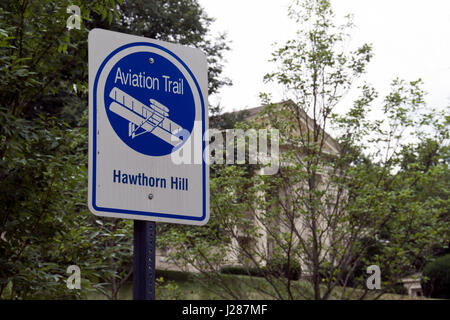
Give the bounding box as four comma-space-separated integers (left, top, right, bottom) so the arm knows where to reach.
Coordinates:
108, 87, 184, 147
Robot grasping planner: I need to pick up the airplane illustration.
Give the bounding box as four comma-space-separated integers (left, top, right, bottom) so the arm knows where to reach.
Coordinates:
108, 87, 184, 147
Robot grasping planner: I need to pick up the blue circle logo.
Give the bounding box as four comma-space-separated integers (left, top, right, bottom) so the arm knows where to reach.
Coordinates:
104, 51, 195, 156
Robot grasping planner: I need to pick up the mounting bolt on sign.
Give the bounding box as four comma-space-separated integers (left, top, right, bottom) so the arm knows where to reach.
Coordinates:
88, 29, 209, 300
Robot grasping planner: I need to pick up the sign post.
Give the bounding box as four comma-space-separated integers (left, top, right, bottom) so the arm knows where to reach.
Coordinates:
88, 28, 209, 300
133, 221, 156, 300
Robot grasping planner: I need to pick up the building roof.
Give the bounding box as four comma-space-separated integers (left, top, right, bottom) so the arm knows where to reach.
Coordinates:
226, 101, 341, 155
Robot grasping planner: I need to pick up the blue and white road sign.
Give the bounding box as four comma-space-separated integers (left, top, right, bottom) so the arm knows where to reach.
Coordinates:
88, 29, 209, 225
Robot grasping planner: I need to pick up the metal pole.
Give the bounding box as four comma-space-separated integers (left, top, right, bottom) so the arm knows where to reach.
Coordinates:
133, 220, 156, 300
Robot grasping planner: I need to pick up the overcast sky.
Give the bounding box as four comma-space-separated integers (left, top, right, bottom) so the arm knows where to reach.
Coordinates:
198, 0, 450, 114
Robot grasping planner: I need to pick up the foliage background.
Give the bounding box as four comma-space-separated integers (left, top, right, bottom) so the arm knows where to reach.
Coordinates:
0, 0, 448, 300
0, 0, 230, 299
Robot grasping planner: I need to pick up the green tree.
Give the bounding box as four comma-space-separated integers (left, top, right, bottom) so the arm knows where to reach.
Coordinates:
0, 0, 231, 299
0, 0, 125, 299
160, 0, 450, 300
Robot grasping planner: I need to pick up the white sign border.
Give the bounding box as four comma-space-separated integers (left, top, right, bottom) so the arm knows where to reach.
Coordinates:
88, 29, 209, 226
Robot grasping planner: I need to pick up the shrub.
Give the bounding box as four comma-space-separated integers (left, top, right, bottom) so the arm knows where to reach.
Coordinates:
422, 254, 450, 299
265, 259, 302, 280
220, 259, 302, 280
220, 266, 265, 278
